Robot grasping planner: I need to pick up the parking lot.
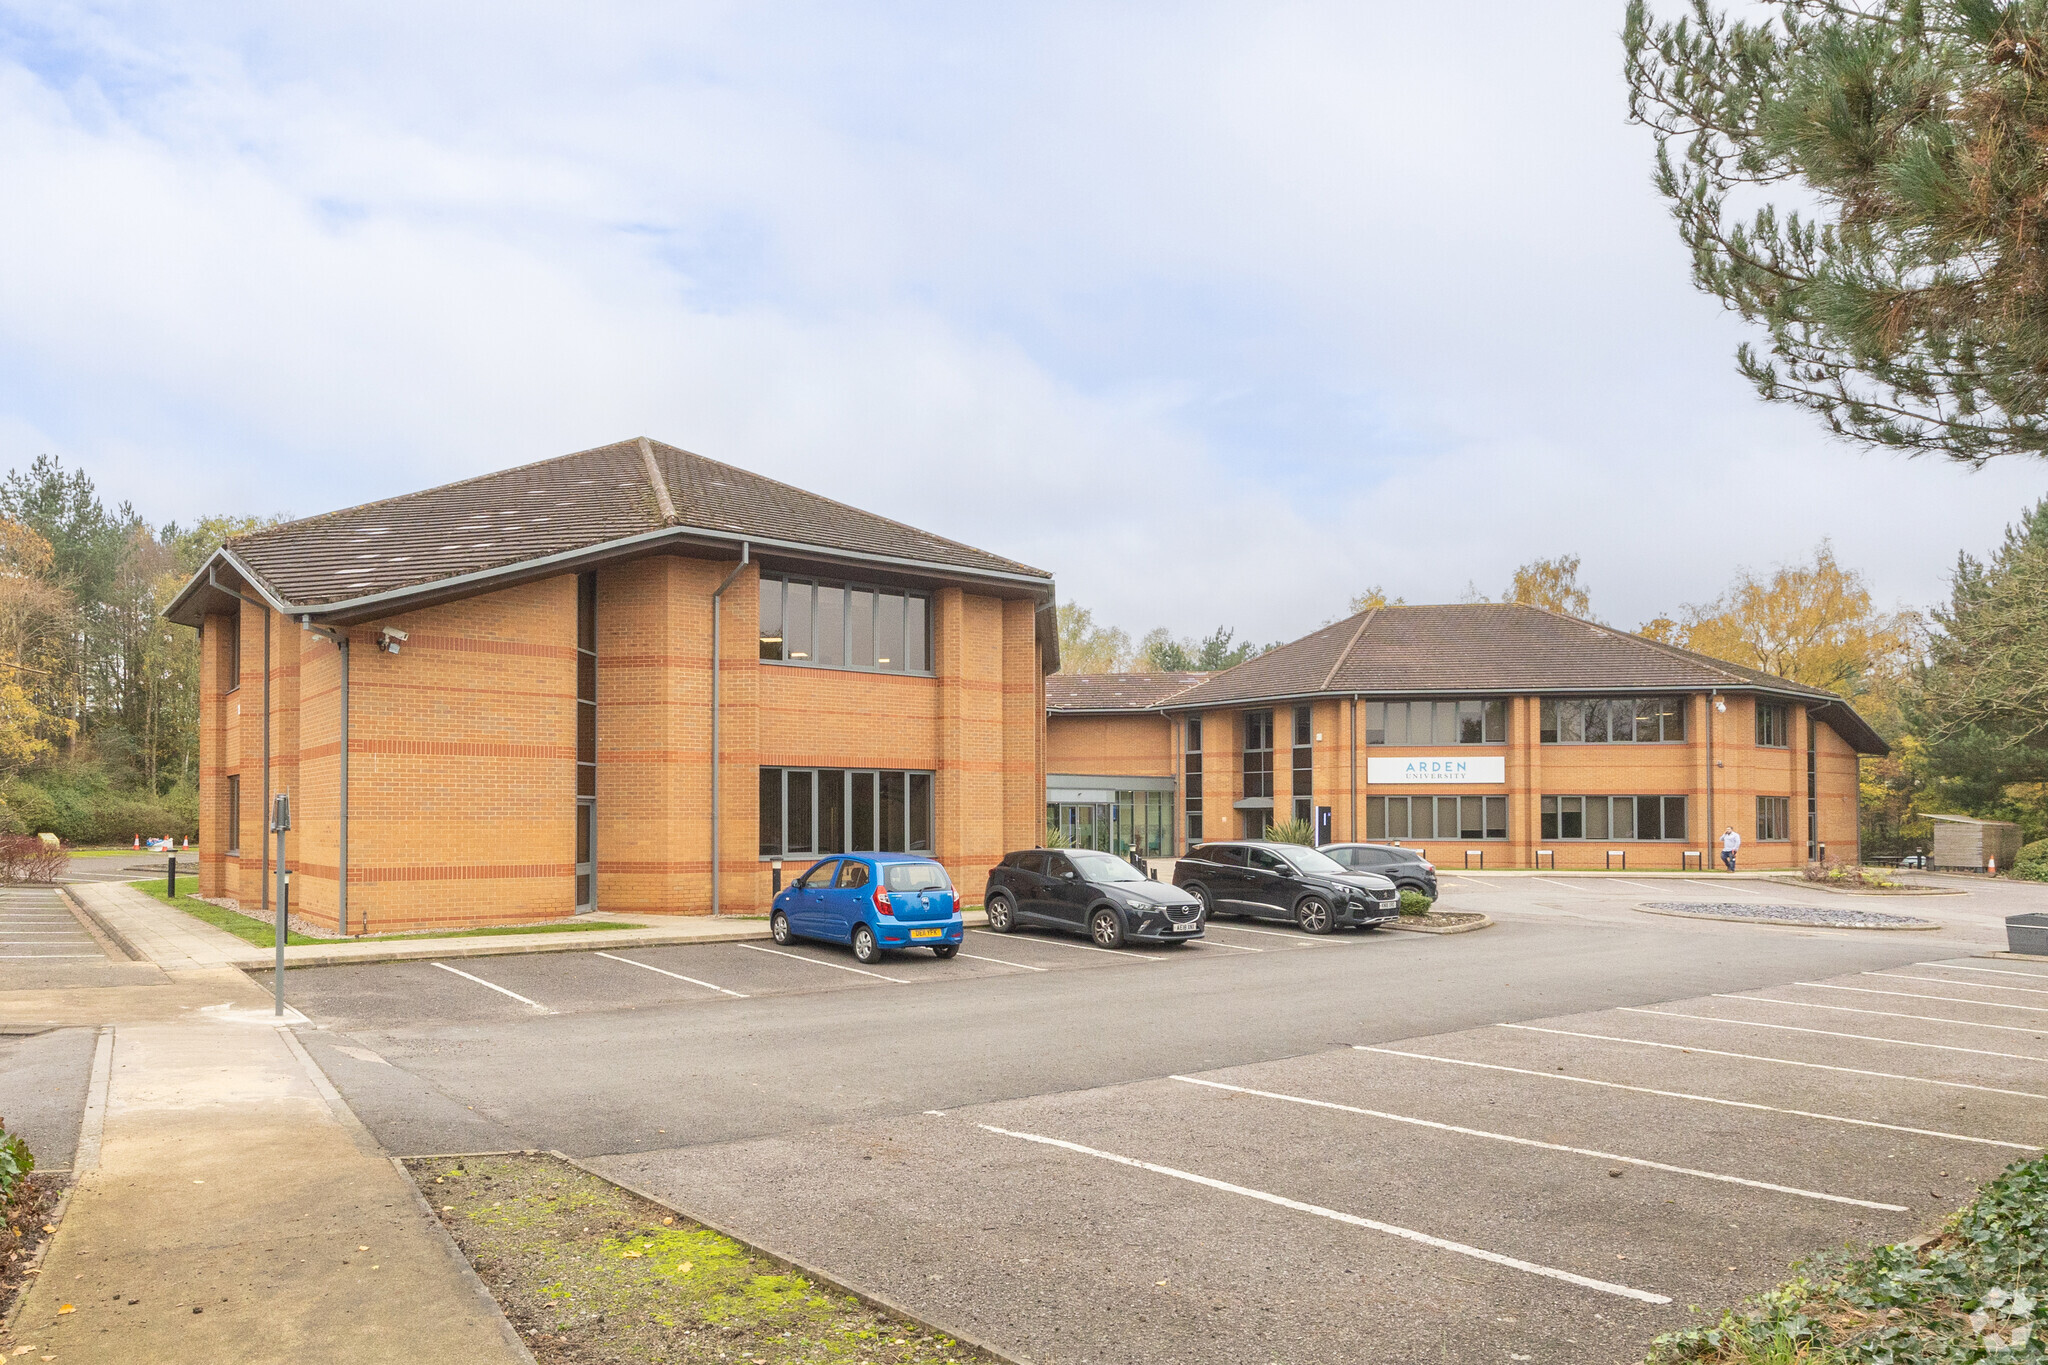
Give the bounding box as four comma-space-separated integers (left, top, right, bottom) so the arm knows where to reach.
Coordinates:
250, 872, 2046, 1363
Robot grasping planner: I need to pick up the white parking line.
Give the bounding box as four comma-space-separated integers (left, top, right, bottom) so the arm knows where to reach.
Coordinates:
1622, 1008, 2048, 1063
1184, 936, 1262, 952
1719, 995, 2048, 1039
976, 1122, 1671, 1305
431, 961, 549, 1011
1914, 962, 2048, 982
0, 954, 101, 959
1502, 1024, 2048, 1100
956, 951, 1049, 972
1794, 981, 2048, 1015
1869, 972, 2048, 996
739, 943, 910, 983
1171, 1076, 1906, 1210
1353, 1046, 2036, 1151
1201, 922, 1328, 943
1610, 880, 1672, 892
1544, 880, 1610, 894
1683, 879, 1766, 897
968, 930, 1158, 962
594, 952, 749, 998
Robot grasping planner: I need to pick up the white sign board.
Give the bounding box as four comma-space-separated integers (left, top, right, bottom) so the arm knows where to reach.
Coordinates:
1366, 756, 1506, 785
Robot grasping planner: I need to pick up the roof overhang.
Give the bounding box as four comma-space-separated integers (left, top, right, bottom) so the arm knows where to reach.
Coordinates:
166, 522, 1056, 631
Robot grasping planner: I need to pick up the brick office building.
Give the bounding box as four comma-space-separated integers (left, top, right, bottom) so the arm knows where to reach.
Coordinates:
1045, 604, 1885, 871
166, 438, 1056, 934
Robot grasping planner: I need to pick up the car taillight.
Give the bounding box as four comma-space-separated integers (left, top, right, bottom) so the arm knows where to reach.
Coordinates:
873, 883, 893, 916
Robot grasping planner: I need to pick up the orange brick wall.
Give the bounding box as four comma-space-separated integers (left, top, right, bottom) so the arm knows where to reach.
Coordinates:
1047, 690, 1867, 870
195, 554, 1048, 932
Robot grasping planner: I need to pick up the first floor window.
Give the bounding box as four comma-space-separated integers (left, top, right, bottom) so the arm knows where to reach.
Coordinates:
1756, 703, 1790, 748
1365, 794, 1507, 841
1540, 795, 1688, 841
1365, 698, 1507, 746
760, 767, 934, 856
1757, 795, 1790, 841
226, 774, 241, 855
1540, 697, 1686, 744
1185, 718, 1203, 844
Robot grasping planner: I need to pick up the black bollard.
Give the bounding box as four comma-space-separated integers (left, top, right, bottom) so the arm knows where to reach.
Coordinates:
168, 853, 177, 899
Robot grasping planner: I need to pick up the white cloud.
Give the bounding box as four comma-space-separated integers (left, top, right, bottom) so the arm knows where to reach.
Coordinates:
0, 0, 2040, 648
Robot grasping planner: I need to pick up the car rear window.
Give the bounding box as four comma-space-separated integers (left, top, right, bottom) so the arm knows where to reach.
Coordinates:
884, 861, 952, 892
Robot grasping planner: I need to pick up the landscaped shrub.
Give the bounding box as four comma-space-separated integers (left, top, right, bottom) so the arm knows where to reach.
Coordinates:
1264, 816, 1315, 845
0, 770, 196, 845
0, 835, 66, 884
0, 1118, 33, 1200
1803, 859, 1898, 890
1398, 889, 1434, 916
2015, 838, 2048, 884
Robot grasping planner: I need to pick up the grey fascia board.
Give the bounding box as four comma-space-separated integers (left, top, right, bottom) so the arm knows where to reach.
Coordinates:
163, 548, 300, 626
172, 522, 1052, 627
1163, 682, 1838, 712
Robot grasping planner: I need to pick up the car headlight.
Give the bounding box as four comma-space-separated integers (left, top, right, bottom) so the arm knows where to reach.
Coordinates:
1123, 897, 1151, 911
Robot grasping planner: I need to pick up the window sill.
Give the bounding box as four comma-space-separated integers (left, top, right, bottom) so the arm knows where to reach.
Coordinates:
759, 658, 934, 679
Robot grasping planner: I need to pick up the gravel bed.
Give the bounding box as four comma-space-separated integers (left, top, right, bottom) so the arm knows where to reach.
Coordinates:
1642, 900, 1939, 929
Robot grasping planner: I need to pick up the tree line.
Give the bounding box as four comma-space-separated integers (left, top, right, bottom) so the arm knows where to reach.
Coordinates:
0, 456, 280, 842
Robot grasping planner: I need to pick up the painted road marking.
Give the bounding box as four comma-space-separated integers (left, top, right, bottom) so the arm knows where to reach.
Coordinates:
0, 954, 101, 959
1682, 879, 1767, 898
1502, 1024, 2048, 1100
1184, 936, 1263, 952
1718, 995, 2048, 1039
595, 951, 749, 998
739, 943, 909, 983
1913, 963, 2048, 982
1794, 981, 2048, 1015
431, 961, 549, 1012
1869, 972, 2048, 996
975, 1122, 1671, 1305
1354, 1046, 2036, 1151
955, 951, 1049, 972
968, 930, 1159, 962
1201, 922, 1331, 943
1622, 1008, 2048, 1063
1171, 1075, 1907, 1211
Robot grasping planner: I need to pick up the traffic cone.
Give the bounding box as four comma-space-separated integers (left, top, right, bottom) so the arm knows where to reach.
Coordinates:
133, 835, 140, 850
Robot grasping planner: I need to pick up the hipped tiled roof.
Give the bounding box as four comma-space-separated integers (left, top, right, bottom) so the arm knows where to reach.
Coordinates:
1062, 604, 1888, 755
169, 437, 1050, 622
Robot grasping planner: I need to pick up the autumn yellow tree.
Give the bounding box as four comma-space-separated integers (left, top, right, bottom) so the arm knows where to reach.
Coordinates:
1347, 585, 1405, 613
1669, 542, 1918, 705
1055, 603, 1132, 674
1503, 555, 1592, 619
0, 518, 76, 771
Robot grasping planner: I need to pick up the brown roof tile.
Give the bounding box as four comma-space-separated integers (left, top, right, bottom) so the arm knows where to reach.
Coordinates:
1048, 673, 1210, 711
172, 438, 1049, 619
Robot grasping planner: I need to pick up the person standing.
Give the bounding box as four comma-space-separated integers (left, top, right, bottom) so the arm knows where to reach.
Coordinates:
1720, 825, 1742, 872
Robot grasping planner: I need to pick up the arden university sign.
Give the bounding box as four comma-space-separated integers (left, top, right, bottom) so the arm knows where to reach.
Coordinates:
1365, 756, 1507, 784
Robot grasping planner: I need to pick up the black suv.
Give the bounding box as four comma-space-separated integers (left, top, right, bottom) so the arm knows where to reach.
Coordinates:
1172, 841, 1400, 933
1318, 843, 1437, 899
985, 849, 1205, 949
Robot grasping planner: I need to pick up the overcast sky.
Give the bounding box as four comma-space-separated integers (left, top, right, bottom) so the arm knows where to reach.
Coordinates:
3, 2, 2044, 643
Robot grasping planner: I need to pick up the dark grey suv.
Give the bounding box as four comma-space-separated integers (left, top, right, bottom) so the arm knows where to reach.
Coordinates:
1319, 843, 1437, 899
1172, 841, 1400, 933
985, 848, 1205, 949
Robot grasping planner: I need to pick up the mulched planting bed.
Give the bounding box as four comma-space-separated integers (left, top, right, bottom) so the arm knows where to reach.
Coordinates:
1641, 902, 1939, 930
408, 1152, 991, 1365
1386, 911, 1490, 933
0, 1173, 63, 1329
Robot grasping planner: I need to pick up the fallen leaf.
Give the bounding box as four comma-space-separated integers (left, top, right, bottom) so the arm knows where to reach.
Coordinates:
356, 1246, 369, 1252
56, 1305, 73, 1314
1155, 1280, 1168, 1287
39, 1225, 52, 1234
621, 1251, 643, 1259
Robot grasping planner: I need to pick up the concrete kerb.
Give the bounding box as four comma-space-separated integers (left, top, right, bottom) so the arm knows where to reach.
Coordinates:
544, 1149, 1030, 1365
1, 1026, 110, 1343
60, 884, 140, 962
1382, 914, 1493, 936
391, 1156, 540, 1365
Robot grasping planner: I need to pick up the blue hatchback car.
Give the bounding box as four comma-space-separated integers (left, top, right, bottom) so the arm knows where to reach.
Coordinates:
769, 852, 962, 964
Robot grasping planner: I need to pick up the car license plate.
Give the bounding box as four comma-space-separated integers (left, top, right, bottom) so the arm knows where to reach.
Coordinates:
1172, 921, 1200, 932
910, 928, 943, 939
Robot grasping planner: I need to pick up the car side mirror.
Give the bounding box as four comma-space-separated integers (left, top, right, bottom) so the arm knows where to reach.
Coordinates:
1062, 870, 1079, 880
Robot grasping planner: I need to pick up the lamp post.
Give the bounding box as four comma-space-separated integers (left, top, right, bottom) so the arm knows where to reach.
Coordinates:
270, 792, 291, 1018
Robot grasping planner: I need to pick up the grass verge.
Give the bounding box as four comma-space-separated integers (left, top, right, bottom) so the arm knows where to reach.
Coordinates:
131, 877, 324, 946
1646, 1152, 2047, 1363
130, 879, 641, 946
409, 1152, 989, 1364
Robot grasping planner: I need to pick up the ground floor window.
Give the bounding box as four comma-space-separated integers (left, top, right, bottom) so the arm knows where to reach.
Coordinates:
226, 774, 241, 855
1365, 794, 1507, 841
760, 767, 932, 857
1756, 795, 1791, 841
1045, 790, 1172, 858
1541, 795, 1688, 841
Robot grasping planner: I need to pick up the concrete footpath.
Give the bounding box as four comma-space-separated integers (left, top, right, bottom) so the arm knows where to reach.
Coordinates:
1, 893, 536, 1363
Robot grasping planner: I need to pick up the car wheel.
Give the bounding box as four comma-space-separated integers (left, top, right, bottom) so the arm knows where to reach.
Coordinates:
1295, 896, 1334, 935
986, 892, 1017, 933
1188, 883, 1218, 918
852, 923, 882, 964
1089, 907, 1126, 949
933, 943, 959, 959
770, 910, 793, 945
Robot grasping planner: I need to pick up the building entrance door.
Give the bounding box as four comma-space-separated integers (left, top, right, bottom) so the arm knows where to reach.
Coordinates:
1051, 803, 1110, 851
575, 797, 596, 913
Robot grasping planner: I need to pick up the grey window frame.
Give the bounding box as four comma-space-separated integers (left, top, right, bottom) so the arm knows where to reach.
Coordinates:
1243, 709, 1274, 800
759, 766, 935, 857
1757, 794, 1791, 841
1539, 697, 1688, 744
758, 573, 933, 675
1364, 698, 1507, 746
226, 774, 241, 855
1756, 702, 1790, 748
1540, 795, 1690, 841
1291, 705, 1313, 822
1364, 794, 1508, 841
1184, 717, 1204, 844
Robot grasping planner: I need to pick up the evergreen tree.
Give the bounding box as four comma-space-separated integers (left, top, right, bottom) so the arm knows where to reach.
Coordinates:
1626, 1, 2048, 461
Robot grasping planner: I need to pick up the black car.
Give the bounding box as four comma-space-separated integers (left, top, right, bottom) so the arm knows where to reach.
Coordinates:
1318, 843, 1437, 899
985, 849, 1205, 949
1172, 840, 1400, 933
